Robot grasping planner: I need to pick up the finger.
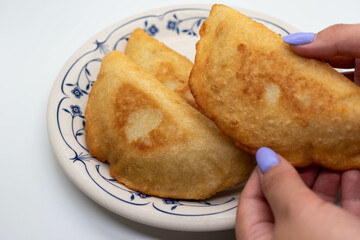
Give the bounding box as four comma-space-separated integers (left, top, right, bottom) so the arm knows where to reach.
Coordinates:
312, 169, 341, 203
298, 166, 319, 187
236, 167, 273, 240
341, 169, 360, 217
290, 24, 360, 59
256, 147, 322, 220
326, 56, 355, 69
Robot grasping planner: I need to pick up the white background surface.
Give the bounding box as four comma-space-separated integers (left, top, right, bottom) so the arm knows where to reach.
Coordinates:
1, 0, 359, 239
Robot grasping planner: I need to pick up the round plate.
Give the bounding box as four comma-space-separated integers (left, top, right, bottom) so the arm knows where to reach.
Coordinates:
47, 4, 299, 232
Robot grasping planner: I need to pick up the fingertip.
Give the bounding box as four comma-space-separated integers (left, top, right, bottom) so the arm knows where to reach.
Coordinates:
256, 147, 280, 173
298, 166, 319, 188
312, 169, 341, 203
283, 32, 316, 45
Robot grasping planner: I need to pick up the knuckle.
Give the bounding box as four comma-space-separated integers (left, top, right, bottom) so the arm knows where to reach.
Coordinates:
319, 24, 346, 50
326, 24, 346, 37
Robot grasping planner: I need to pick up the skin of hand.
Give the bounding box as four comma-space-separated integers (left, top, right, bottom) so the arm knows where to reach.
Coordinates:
236, 24, 360, 240
236, 149, 360, 240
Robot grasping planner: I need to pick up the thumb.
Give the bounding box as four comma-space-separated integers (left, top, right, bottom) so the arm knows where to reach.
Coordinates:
256, 147, 322, 220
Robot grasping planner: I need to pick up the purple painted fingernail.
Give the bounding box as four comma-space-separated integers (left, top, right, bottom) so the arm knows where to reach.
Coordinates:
256, 147, 280, 173
283, 32, 316, 45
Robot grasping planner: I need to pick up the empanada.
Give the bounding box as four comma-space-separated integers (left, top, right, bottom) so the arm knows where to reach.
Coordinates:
125, 28, 196, 108
85, 51, 254, 199
189, 4, 360, 170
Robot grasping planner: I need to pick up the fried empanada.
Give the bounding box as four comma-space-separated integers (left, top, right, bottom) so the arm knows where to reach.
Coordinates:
125, 28, 196, 108
85, 51, 254, 200
189, 4, 360, 170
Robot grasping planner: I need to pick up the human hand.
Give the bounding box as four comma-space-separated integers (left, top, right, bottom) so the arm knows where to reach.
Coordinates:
282, 24, 360, 84
236, 147, 360, 240
236, 24, 360, 240
282, 24, 360, 215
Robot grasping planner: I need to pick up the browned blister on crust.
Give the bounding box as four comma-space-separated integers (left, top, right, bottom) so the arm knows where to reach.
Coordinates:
189, 4, 360, 170
85, 51, 255, 200
125, 28, 196, 108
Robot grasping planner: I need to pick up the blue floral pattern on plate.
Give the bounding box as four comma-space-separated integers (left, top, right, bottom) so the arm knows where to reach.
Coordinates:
48, 5, 297, 231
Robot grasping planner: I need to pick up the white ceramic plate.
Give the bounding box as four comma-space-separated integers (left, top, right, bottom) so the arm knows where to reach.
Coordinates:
47, 4, 299, 232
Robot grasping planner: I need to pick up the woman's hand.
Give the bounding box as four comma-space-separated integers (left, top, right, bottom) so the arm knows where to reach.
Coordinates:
236, 24, 360, 240
284, 24, 360, 84
236, 148, 360, 240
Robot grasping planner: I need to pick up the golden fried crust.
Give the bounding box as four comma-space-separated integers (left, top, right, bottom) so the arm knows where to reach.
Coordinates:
125, 28, 197, 108
189, 4, 360, 170
85, 51, 255, 200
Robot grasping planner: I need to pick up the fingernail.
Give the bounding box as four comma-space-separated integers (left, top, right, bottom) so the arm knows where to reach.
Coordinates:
283, 32, 316, 45
256, 147, 280, 173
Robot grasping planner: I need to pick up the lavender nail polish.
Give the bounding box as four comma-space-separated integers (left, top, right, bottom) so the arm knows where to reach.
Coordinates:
256, 147, 280, 173
283, 32, 316, 45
